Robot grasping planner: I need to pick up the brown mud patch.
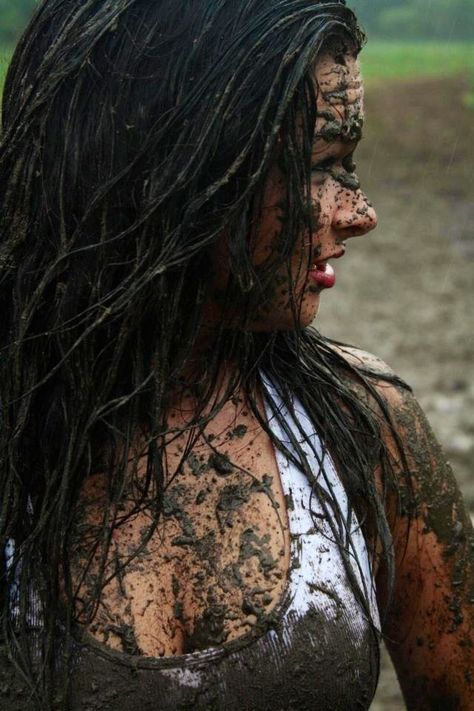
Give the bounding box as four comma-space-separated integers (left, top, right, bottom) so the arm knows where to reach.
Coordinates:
317, 74, 474, 710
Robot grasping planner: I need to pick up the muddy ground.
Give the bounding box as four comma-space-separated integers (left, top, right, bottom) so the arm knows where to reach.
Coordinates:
317, 74, 474, 709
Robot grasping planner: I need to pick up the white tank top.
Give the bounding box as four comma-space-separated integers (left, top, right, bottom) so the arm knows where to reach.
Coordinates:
262, 375, 380, 632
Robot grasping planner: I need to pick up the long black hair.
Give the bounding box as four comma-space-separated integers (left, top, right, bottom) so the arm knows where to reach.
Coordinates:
0, 1, 406, 708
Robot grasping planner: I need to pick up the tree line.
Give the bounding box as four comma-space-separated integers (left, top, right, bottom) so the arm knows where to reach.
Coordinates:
349, 0, 474, 40
0, 0, 473, 44
0, 0, 37, 44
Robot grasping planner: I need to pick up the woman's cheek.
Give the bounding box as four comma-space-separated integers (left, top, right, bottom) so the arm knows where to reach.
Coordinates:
311, 209, 332, 251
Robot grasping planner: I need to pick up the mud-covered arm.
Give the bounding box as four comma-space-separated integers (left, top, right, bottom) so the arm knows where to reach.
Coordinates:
376, 383, 474, 711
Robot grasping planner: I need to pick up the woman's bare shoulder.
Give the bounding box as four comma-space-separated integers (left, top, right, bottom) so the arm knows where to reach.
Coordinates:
326, 341, 409, 403
328, 342, 396, 375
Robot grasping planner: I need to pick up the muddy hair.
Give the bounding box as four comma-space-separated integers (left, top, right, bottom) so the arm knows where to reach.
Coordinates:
0, 0, 407, 708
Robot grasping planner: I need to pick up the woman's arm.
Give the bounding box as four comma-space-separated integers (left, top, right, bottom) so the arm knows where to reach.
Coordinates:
375, 378, 474, 711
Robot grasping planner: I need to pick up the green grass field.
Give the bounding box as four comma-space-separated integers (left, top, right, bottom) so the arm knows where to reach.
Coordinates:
360, 41, 474, 84
1, 41, 473, 104
0, 47, 12, 101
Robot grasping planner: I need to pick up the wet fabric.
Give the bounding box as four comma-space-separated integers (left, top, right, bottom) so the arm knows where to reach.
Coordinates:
1, 383, 380, 711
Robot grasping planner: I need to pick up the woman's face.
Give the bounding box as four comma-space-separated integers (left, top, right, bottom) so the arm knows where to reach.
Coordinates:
209, 50, 377, 331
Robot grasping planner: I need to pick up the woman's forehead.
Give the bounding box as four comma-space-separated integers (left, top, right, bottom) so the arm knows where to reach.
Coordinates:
313, 52, 364, 143
314, 52, 363, 98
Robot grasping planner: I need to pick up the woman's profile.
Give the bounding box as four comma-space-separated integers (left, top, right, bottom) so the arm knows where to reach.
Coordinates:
0, 1, 472, 709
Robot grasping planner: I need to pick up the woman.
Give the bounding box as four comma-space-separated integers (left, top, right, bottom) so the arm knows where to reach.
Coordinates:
0, 0, 472, 709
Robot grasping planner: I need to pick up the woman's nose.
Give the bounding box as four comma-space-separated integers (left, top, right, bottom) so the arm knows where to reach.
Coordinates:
332, 189, 378, 239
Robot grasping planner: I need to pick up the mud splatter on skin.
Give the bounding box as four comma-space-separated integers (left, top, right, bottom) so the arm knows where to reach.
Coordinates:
164, 484, 197, 542
184, 595, 229, 652
354, 377, 474, 708
195, 488, 208, 505
208, 451, 234, 476
328, 168, 360, 191
392, 393, 474, 651
239, 528, 278, 575
229, 424, 248, 439
300, 199, 322, 234
315, 114, 363, 145
73, 397, 291, 658
312, 53, 365, 194
103, 623, 142, 656
186, 452, 209, 477
216, 483, 251, 530
393, 392, 474, 572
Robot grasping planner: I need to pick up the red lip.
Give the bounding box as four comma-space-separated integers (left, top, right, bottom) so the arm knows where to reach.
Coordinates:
309, 262, 336, 288
308, 249, 345, 289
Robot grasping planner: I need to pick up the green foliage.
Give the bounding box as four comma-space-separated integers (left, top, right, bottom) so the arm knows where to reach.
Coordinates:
0, 47, 12, 99
0, 0, 37, 43
360, 41, 474, 82
348, 0, 474, 40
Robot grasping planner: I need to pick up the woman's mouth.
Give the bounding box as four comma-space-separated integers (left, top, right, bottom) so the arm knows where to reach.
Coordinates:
308, 262, 336, 289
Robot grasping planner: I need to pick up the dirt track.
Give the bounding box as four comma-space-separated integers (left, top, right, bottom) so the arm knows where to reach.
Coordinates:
316, 74, 474, 709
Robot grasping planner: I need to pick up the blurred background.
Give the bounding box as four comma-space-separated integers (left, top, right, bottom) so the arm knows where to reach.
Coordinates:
1, 1, 473, 709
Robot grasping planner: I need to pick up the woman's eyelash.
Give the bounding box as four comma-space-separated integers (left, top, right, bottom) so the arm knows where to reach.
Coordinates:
311, 156, 337, 171
311, 155, 357, 173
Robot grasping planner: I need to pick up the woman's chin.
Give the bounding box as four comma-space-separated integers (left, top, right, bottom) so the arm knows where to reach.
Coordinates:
299, 302, 321, 328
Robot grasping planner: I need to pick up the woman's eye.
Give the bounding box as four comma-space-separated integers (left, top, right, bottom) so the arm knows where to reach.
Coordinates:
311, 154, 358, 175
311, 156, 337, 172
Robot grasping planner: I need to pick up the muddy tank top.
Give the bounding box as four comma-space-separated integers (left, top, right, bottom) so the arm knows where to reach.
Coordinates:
1, 380, 381, 711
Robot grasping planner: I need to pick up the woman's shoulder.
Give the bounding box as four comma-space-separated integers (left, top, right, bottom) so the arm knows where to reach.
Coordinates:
328, 342, 396, 376
326, 341, 411, 407
326, 342, 432, 465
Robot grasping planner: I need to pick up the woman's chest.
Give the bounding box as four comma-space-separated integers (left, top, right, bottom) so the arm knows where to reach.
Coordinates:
74, 408, 291, 656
